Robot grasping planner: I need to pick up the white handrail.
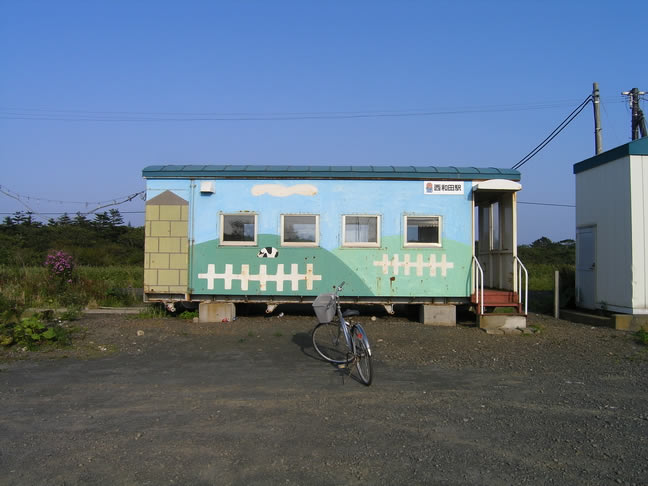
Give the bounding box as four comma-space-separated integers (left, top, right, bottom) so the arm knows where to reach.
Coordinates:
472, 256, 484, 315
514, 256, 528, 315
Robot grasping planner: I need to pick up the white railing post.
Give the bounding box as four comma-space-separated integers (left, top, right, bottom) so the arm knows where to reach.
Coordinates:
472, 256, 484, 315
514, 256, 528, 315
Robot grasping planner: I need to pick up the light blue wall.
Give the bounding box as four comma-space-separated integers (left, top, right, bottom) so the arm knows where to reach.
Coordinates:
150, 179, 473, 247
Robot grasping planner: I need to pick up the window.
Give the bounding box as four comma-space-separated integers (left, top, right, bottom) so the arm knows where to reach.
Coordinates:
342, 215, 380, 247
281, 214, 319, 246
404, 215, 441, 247
220, 213, 257, 246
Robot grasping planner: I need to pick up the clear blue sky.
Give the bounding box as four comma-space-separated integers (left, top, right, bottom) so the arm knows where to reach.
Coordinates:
1, 0, 645, 244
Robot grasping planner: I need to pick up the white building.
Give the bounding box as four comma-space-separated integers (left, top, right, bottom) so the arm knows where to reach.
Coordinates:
574, 137, 648, 314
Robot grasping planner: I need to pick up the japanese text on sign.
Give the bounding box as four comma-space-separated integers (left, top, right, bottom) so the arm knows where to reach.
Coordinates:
423, 181, 464, 195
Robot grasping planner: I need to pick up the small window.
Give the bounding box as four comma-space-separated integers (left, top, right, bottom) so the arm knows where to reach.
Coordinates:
220, 213, 257, 246
343, 215, 380, 247
281, 214, 319, 246
404, 215, 441, 247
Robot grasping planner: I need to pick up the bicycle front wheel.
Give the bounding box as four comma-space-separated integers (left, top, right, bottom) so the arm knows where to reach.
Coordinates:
352, 327, 373, 386
312, 322, 351, 364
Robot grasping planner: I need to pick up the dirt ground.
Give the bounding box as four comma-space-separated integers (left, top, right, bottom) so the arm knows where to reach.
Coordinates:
0, 307, 647, 485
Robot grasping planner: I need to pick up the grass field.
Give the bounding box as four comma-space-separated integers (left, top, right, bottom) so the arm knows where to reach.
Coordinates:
0, 265, 143, 309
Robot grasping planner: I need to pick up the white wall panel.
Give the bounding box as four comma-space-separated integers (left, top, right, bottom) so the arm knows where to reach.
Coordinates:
575, 156, 632, 310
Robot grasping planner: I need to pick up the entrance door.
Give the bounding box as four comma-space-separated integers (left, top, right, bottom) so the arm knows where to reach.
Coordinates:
576, 226, 596, 309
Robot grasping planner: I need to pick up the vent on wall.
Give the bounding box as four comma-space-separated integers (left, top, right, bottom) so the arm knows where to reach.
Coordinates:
200, 181, 215, 194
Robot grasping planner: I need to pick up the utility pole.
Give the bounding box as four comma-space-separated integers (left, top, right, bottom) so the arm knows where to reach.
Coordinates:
593, 82, 603, 154
621, 87, 648, 140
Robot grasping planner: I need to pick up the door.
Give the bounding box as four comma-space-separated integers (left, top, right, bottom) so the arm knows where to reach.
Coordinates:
576, 226, 596, 309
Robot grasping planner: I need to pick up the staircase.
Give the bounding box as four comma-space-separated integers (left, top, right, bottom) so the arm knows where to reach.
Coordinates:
471, 289, 524, 315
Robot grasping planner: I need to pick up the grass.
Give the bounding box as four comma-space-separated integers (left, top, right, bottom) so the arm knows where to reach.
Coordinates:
0, 265, 143, 309
635, 329, 648, 346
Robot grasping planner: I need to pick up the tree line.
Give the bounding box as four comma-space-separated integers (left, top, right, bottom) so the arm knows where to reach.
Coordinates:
0, 210, 143, 266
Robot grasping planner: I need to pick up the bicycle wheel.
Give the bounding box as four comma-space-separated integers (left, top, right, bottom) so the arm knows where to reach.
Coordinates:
352, 326, 373, 386
312, 322, 351, 364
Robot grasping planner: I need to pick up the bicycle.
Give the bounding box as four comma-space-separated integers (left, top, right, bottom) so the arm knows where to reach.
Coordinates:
311, 282, 373, 386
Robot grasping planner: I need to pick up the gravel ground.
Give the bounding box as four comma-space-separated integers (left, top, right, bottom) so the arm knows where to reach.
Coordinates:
0, 307, 647, 485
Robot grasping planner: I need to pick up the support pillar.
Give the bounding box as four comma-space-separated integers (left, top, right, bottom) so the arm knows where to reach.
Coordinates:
199, 302, 236, 323
419, 304, 456, 326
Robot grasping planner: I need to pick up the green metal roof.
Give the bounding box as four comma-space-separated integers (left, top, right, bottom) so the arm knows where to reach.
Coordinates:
574, 137, 648, 174
142, 164, 521, 181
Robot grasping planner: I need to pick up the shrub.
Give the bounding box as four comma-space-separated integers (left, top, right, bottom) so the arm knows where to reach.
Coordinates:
1, 316, 71, 349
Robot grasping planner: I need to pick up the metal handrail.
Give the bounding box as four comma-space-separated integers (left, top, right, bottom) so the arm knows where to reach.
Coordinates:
472, 256, 484, 315
514, 255, 528, 315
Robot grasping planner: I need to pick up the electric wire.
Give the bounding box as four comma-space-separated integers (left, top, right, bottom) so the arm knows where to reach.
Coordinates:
512, 96, 593, 170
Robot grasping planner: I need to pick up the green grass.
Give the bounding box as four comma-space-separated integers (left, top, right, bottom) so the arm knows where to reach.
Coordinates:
0, 265, 143, 309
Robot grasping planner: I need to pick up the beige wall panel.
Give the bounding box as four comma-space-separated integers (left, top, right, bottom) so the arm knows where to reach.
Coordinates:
159, 237, 181, 253
179, 271, 187, 286
146, 205, 160, 221
159, 205, 182, 221
170, 221, 188, 237
170, 253, 188, 270
144, 269, 158, 286
181, 239, 188, 253
150, 253, 170, 269
151, 221, 171, 237
145, 237, 159, 253
181, 206, 189, 220
169, 285, 187, 293
158, 270, 180, 286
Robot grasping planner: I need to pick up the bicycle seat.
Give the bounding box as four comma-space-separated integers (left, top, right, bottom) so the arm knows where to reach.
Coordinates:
342, 309, 360, 317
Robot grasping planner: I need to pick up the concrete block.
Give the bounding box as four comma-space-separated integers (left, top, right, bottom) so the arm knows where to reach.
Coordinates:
419, 304, 456, 326
478, 314, 527, 330
614, 314, 648, 331
199, 302, 236, 323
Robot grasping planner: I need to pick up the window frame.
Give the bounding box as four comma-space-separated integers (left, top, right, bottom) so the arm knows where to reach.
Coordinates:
342, 214, 381, 248
403, 215, 442, 248
219, 213, 258, 246
280, 214, 320, 247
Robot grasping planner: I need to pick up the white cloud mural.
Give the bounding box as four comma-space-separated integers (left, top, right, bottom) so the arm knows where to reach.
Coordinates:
251, 183, 318, 197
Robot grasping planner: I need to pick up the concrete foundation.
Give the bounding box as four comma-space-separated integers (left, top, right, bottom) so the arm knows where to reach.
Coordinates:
199, 302, 236, 323
419, 304, 456, 326
478, 314, 526, 330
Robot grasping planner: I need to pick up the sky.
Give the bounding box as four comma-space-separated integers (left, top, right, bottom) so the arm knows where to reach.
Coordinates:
1, 0, 646, 244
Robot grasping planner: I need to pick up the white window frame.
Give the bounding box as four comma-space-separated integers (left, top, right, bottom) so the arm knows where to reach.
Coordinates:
342, 214, 381, 248
280, 214, 319, 247
403, 215, 442, 248
220, 213, 258, 246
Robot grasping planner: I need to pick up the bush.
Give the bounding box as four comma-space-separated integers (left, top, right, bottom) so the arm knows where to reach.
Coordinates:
0, 316, 71, 349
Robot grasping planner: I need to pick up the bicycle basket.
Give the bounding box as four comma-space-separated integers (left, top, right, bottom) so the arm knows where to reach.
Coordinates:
313, 293, 336, 323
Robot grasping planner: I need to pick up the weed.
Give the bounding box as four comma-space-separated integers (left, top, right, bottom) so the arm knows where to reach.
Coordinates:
273, 331, 283, 337
248, 331, 254, 337
58, 306, 83, 321
634, 329, 648, 346
529, 324, 543, 334
178, 310, 198, 320
0, 316, 71, 349
238, 337, 247, 343
131, 304, 167, 319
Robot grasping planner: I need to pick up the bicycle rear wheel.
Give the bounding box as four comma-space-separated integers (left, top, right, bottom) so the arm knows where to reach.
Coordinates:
352, 327, 373, 386
312, 322, 351, 364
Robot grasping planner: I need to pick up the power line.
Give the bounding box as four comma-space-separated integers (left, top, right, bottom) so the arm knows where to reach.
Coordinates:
512, 95, 593, 170
0, 98, 626, 122
518, 201, 575, 208
0, 185, 145, 219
